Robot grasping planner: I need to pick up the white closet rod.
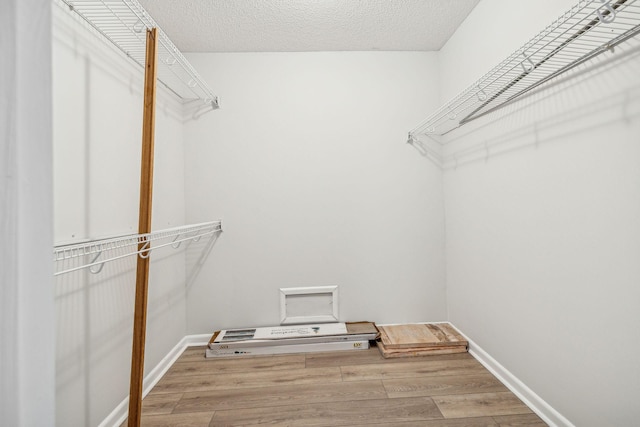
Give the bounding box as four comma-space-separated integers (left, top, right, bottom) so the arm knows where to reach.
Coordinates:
53, 221, 222, 276
408, 0, 640, 138
60, 0, 219, 108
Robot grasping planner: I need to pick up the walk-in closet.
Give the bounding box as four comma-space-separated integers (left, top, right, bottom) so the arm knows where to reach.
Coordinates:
2, 0, 639, 426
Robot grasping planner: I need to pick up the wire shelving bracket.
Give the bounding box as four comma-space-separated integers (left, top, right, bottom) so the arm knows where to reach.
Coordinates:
53, 221, 222, 276
60, 0, 219, 109
408, 0, 640, 140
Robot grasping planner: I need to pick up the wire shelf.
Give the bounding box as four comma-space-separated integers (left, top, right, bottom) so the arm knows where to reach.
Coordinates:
53, 221, 222, 276
409, 0, 640, 139
60, 0, 219, 108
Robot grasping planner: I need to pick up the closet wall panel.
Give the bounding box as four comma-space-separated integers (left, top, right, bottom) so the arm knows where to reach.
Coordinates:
183, 52, 446, 332
441, 1, 640, 426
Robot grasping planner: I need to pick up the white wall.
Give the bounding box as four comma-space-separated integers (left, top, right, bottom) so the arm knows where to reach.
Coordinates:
52, 6, 189, 426
441, 1, 640, 426
0, 0, 55, 425
183, 52, 446, 332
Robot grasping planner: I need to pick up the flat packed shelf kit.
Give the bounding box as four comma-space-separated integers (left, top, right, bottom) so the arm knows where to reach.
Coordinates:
206, 322, 379, 358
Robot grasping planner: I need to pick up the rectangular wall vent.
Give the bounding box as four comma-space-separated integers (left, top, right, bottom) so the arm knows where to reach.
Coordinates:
279, 286, 338, 325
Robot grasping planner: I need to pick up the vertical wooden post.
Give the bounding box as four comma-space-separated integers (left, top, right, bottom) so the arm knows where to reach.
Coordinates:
128, 27, 158, 427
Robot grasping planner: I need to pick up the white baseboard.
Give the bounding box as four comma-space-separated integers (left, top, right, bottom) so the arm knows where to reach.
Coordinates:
98, 334, 211, 427
449, 322, 575, 427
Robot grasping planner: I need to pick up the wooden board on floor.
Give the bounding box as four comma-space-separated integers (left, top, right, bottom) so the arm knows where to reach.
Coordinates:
377, 340, 468, 358
377, 323, 468, 358
345, 321, 379, 336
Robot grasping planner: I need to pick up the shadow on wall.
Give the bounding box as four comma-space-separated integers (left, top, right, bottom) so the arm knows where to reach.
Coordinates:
407, 134, 443, 165
53, 234, 220, 427
439, 39, 640, 169
186, 231, 222, 290
52, 2, 186, 125
182, 98, 219, 122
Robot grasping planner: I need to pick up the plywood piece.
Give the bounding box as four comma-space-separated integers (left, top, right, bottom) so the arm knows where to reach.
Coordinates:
429, 323, 467, 344
379, 324, 467, 350
376, 323, 468, 359
377, 340, 469, 359
345, 321, 379, 336
379, 324, 440, 348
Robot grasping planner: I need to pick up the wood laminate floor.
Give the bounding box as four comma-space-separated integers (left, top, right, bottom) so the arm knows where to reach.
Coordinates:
128, 344, 548, 426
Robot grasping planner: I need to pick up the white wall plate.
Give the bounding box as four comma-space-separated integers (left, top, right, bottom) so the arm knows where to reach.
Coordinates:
279, 286, 338, 325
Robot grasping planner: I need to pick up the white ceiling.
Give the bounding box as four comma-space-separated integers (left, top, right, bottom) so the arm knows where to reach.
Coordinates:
137, 0, 480, 53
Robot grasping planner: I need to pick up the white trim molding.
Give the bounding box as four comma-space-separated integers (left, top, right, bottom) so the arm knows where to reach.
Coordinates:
451, 323, 576, 427
279, 286, 339, 325
99, 334, 211, 427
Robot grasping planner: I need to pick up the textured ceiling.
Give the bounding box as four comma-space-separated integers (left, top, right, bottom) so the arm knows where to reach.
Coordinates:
137, 0, 480, 52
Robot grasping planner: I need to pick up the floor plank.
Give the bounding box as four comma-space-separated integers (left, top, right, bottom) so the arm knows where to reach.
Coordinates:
433, 392, 533, 418
173, 380, 387, 413
139, 412, 214, 426
151, 366, 342, 394
493, 414, 549, 426
351, 417, 498, 427
140, 392, 183, 415
384, 373, 508, 398
341, 358, 486, 381
166, 353, 305, 376
305, 346, 473, 368
209, 396, 443, 426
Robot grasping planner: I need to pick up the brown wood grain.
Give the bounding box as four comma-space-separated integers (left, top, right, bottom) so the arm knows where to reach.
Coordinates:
152, 366, 342, 394
138, 345, 548, 426
433, 392, 534, 418
341, 358, 486, 381
138, 412, 214, 426
492, 413, 549, 426
379, 324, 468, 349
306, 345, 472, 368
384, 373, 508, 398
350, 417, 499, 427
139, 393, 182, 416
210, 396, 444, 426
345, 321, 379, 335
128, 27, 158, 427
378, 340, 468, 358
167, 353, 305, 376
173, 380, 387, 413
436, 323, 467, 343
380, 324, 441, 347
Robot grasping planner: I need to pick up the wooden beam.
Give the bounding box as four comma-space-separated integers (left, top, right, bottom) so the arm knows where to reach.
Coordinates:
128, 27, 158, 427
